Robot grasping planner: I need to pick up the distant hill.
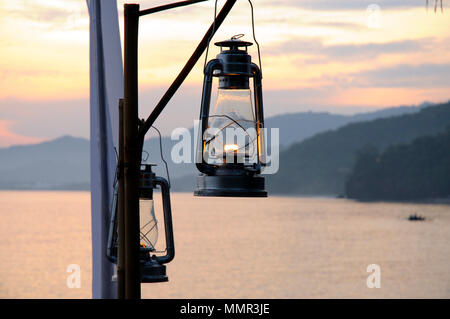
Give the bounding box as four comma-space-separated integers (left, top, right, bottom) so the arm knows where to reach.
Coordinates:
266, 103, 427, 149
268, 102, 450, 196
0, 103, 431, 190
0, 136, 90, 190
345, 128, 450, 201
147, 104, 425, 190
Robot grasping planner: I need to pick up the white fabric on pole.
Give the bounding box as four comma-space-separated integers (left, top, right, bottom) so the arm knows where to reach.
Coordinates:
87, 0, 123, 299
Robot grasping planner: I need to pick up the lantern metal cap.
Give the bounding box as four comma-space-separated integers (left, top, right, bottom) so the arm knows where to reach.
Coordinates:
194, 174, 267, 197
215, 36, 253, 51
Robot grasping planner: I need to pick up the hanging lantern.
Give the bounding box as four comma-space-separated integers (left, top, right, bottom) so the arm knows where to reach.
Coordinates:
107, 164, 175, 283
195, 36, 267, 197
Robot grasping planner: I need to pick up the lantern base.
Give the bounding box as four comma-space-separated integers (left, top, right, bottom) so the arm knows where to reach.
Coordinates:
141, 258, 168, 283
194, 174, 267, 197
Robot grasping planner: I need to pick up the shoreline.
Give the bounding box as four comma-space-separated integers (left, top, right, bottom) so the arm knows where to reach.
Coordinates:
1, 189, 449, 205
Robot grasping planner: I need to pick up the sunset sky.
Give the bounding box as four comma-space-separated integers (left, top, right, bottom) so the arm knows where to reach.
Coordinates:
0, 0, 449, 147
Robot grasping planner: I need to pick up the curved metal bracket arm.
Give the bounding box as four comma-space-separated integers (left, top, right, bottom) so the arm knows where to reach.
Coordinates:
139, 0, 208, 17
137, 0, 238, 143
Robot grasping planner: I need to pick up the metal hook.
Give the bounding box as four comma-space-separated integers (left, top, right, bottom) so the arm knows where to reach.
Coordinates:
231, 34, 245, 40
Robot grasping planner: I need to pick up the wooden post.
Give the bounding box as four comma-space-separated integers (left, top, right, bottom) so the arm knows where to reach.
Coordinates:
117, 98, 125, 299
123, 3, 141, 300
118, 0, 238, 300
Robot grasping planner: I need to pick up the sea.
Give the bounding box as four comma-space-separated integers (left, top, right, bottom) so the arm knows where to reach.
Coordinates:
0, 191, 449, 299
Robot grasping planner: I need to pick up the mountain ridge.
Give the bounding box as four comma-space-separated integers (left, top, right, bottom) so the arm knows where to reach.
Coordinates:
268, 101, 450, 196
0, 103, 436, 191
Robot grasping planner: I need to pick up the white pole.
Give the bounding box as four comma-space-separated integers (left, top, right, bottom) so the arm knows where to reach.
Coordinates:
87, 0, 123, 299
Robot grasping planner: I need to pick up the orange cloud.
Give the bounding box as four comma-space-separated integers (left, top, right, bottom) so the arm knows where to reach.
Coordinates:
0, 120, 45, 147
331, 87, 450, 107
0, 0, 448, 136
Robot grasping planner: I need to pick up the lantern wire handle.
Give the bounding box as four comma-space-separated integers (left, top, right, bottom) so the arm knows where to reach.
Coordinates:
140, 124, 171, 189
248, 0, 263, 78
151, 125, 171, 189
203, 0, 262, 77
203, 0, 219, 70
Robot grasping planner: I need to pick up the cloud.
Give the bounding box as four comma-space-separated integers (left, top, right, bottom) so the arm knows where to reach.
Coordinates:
349, 63, 450, 88
259, 0, 430, 10
0, 0, 88, 30
0, 97, 90, 140
266, 37, 439, 62
0, 120, 46, 148
0, 83, 204, 141
306, 21, 366, 30
0, 67, 62, 78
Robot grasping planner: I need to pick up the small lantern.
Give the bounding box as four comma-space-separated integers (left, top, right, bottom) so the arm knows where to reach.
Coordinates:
139, 164, 175, 283
195, 36, 267, 197
107, 164, 175, 283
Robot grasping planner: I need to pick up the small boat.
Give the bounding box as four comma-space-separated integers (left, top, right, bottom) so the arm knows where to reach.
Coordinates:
408, 213, 426, 221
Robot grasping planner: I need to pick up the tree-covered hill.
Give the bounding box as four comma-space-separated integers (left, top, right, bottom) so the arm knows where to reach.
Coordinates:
267, 101, 450, 196
345, 128, 450, 201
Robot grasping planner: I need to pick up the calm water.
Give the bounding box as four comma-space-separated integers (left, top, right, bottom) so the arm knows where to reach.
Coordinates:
0, 191, 449, 299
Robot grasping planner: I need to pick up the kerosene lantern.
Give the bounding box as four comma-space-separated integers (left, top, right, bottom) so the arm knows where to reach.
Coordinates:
138, 164, 175, 283
195, 36, 267, 197
107, 164, 175, 283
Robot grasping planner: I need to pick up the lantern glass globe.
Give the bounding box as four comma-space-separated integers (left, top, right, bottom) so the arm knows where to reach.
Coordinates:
204, 88, 257, 165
